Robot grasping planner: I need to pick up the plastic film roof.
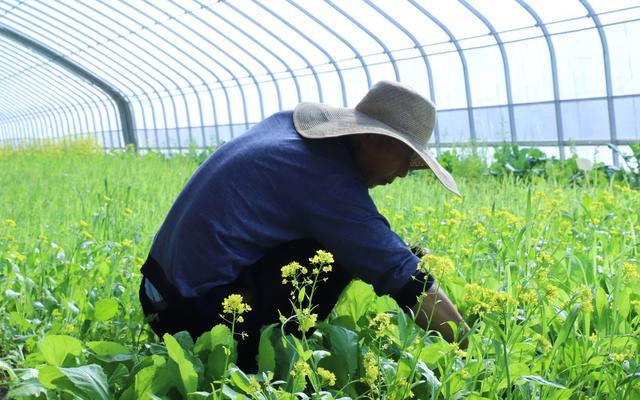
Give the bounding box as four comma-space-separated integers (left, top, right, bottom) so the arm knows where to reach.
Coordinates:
0, 0, 639, 160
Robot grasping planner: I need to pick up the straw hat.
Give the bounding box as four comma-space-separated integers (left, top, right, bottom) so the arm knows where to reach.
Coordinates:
293, 80, 460, 196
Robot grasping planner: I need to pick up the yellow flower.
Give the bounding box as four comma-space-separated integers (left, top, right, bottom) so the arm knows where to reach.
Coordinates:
281, 261, 304, 280
103, 194, 112, 202
520, 289, 537, 305
473, 222, 487, 237
316, 367, 336, 387
623, 262, 638, 281
221, 294, 252, 316
496, 210, 520, 226
96, 276, 105, 286
451, 342, 468, 358
463, 284, 514, 315
120, 239, 133, 248
536, 251, 554, 266
309, 250, 334, 266
362, 351, 379, 389
535, 333, 552, 353
369, 312, 392, 338
4, 219, 16, 228
79, 219, 89, 228
123, 208, 133, 217
14, 252, 26, 263
532, 191, 546, 202
412, 221, 427, 232
610, 352, 631, 362
418, 254, 454, 278
65, 324, 75, 333
290, 360, 312, 378
247, 377, 261, 394
82, 230, 94, 240
544, 283, 560, 302
38, 234, 49, 243
576, 285, 593, 313
298, 311, 317, 333
559, 220, 572, 233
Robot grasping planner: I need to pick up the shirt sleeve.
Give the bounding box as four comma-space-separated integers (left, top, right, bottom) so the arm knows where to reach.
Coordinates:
302, 174, 429, 304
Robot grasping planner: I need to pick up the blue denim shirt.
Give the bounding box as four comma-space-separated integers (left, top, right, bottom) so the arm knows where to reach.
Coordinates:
148, 111, 423, 301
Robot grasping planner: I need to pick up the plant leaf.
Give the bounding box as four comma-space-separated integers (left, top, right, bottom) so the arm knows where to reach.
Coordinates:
258, 323, 277, 374
515, 375, 566, 389
164, 333, 199, 395
58, 364, 111, 400
93, 298, 119, 322
38, 335, 83, 366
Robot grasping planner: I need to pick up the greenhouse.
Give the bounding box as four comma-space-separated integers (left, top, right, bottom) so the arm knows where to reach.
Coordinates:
1, 1, 639, 399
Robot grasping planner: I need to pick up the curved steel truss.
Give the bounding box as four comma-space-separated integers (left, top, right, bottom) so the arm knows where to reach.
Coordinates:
0, 0, 639, 162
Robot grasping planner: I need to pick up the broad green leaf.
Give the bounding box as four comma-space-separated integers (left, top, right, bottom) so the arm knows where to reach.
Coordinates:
87, 341, 130, 356
221, 384, 246, 399
94, 298, 119, 322
415, 361, 441, 395
228, 367, 253, 394
595, 286, 607, 316
515, 375, 566, 389
273, 332, 299, 380
552, 306, 580, 351
164, 333, 198, 395
131, 356, 171, 399
87, 341, 133, 363
38, 335, 82, 366
331, 280, 375, 330
7, 378, 48, 398
132, 364, 159, 398
38, 366, 79, 394
258, 324, 277, 374
547, 388, 574, 400
194, 324, 233, 354
619, 372, 640, 387
616, 287, 631, 318
174, 330, 195, 351
58, 364, 111, 400
417, 340, 449, 367
318, 323, 358, 377
0, 359, 17, 380
194, 324, 235, 381
188, 392, 214, 399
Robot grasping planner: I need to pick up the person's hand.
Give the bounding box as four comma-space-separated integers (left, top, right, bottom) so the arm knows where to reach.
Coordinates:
411, 284, 470, 348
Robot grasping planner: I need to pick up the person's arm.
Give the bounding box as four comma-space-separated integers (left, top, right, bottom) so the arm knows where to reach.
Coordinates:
412, 284, 470, 349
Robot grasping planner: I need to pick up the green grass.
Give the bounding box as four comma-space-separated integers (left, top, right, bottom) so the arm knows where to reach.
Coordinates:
1, 145, 639, 399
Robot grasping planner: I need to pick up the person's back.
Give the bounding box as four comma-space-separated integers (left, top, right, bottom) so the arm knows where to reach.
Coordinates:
149, 110, 360, 298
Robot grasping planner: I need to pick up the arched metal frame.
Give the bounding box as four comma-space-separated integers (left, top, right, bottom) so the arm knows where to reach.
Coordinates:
0, 0, 638, 163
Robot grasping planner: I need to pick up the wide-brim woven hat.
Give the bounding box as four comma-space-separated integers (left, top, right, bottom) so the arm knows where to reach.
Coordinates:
293, 80, 460, 196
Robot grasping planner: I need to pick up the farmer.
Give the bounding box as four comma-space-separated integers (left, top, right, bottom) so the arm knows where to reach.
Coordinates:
139, 80, 469, 370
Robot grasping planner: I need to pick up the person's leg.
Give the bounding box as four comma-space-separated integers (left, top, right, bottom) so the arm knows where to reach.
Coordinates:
235, 240, 352, 368
139, 240, 353, 372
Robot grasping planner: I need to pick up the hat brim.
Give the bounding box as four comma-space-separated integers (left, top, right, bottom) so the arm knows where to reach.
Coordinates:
293, 102, 460, 197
